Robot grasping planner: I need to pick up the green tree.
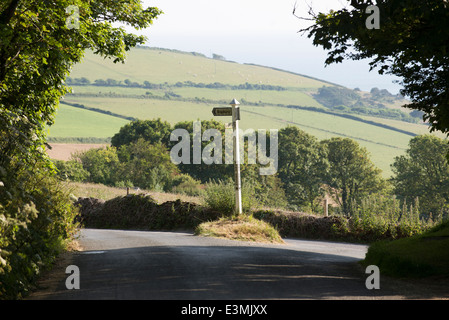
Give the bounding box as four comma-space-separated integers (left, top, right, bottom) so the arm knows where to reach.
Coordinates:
117, 138, 179, 191
0, 0, 162, 299
278, 126, 329, 212
300, 0, 449, 135
1, 0, 161, 148
75, 147, 120, 186
172, 119, 233, 183
52, 159, 90, 182
111, 118, 173, 148
322, 137, 385, 215
391, 135, 449, 218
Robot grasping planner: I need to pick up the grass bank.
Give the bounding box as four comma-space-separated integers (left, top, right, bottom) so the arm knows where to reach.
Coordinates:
195, 215, 285, 244
362, 220, 449, 278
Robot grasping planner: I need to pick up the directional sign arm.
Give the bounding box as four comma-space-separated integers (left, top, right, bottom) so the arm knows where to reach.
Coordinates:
212, 107, 233, 117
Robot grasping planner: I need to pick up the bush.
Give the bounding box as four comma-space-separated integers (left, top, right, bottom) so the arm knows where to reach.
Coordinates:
0, 169, 79, 299
74, 146, 120, 186
52, 159, 90, 182
347, 194, 438, 241
203, 179, 260, 214
253, 210, 349, 240
252, 193, 439, 243
362, 220, 449, 278
169, 174, 204, 197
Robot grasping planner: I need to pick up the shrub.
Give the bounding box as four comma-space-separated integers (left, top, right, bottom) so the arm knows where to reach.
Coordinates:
74, 146, 120, 186
169, 174, 204, 197
362, 220, 449, 278
253, 210, 349, 240
203, 179, 260, 214
0, 169, 79, 299
347, 194, 437, 241
52, 159, 90, 182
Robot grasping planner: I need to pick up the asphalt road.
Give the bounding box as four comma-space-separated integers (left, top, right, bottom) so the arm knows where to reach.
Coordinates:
28, 229, 448, 300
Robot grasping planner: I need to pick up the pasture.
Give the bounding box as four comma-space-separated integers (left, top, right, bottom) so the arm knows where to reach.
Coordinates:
49, 47, 441, 177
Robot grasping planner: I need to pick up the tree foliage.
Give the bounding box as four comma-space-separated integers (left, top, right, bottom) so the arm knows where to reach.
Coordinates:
111, 118, 172, 148
391, 135, 449, 218
74, 146, 120, 186
1, 0, 161, 141
322, 137, 385, 214
117, 139, 179, 191
278, 126, 329, 211
301, 0, 449, 134
0, 0, 162, 299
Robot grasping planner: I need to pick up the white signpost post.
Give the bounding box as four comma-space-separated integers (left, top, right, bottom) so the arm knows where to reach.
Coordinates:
212, 99, 242, 215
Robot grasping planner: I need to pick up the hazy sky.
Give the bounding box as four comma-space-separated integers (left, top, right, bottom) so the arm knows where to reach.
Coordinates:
132, 0, 402, 94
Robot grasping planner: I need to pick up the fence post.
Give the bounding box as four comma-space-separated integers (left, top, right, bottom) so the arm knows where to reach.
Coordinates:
324, 198, 329, 216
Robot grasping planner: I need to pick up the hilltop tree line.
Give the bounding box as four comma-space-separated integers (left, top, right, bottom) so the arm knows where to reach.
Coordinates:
313, 86, 422, 123
54, 119, 449, 221
67, 77, 419, 124
66, 77, 287, 91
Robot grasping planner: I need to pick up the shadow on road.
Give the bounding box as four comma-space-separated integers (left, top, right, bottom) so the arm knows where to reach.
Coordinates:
27, 238, 449, 300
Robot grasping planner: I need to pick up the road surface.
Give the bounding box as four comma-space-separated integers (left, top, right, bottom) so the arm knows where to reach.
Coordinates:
28, 229, 448, 300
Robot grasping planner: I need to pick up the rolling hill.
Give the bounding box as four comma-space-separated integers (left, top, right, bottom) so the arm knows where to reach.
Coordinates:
49, 46, 443, 177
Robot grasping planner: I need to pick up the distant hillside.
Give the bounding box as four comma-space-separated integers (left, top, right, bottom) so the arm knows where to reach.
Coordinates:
49, 46, 441, 177
68, 46, 328, 88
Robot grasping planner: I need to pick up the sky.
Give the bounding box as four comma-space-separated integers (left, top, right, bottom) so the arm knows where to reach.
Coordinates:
129, 0, 403, 94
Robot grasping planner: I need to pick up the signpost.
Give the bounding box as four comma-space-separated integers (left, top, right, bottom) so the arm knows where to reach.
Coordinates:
212, 99, 242, 215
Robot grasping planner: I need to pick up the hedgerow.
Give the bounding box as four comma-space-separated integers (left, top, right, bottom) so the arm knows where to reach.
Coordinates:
75, 194, 224, 230
0, 168, 79, 300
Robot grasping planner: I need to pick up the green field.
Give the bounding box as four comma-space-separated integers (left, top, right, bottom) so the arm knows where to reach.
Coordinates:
50, 46, 442, 177
48, 104, 128, 138
68, 47, 330, 88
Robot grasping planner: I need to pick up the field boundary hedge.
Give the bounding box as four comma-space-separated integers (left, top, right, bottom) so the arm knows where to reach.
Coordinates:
75, 194, 224, 230
74, 195, 417, 243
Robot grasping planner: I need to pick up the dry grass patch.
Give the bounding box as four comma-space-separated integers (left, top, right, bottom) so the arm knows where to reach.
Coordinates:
195, 215, 285, 244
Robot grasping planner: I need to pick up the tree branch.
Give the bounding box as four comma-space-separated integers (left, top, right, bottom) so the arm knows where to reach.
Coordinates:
292, 1, 316, 21
350, 0, 374, 10
0, 0, 20, 25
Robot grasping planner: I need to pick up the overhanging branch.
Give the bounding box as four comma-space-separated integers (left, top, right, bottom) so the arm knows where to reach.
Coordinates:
0, 0, 20, 25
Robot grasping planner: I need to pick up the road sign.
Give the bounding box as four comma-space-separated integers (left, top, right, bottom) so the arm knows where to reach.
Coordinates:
212, 107, 233, 117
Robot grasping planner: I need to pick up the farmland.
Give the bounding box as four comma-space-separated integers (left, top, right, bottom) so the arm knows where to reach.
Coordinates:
48, 46, 444, 177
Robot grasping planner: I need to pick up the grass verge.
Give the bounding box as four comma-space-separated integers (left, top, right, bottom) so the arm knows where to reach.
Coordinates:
362, 220, 449, 278
195, 214, 285, 244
